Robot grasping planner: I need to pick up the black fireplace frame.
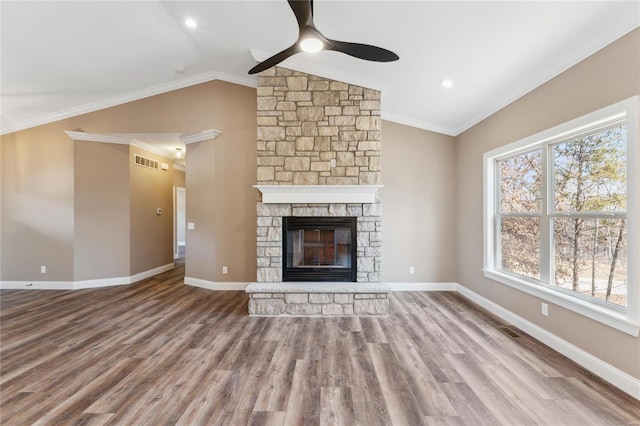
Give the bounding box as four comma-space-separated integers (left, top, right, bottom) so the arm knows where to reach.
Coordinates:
282, 216, 357, 282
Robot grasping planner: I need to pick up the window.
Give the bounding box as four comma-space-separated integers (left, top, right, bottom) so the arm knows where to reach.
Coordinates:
484, 97, 639, 336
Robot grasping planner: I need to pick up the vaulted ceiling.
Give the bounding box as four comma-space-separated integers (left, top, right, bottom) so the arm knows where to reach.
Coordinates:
2, 1, 638, 136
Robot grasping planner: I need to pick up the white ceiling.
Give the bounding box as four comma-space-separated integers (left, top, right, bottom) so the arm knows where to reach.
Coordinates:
1, 1, 638, 137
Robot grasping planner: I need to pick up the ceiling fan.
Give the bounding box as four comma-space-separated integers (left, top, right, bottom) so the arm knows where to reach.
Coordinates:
248, 0, 399, 74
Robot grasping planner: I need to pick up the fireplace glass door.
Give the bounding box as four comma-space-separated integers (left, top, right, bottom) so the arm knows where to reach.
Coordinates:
283, 217, 357, 282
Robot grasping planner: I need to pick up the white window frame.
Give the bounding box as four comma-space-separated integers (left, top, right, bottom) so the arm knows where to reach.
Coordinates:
483, 96, 640, 336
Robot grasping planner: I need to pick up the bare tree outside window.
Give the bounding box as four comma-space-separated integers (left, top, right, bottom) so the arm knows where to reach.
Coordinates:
497, 126, 627, 307
499, 150, 541, 279
552, 126, 627, 306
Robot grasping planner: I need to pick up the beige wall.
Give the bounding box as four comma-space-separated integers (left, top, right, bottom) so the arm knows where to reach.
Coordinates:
456, 29, 640, 379
129, 146, 174, 275
381, 120, 456, 282
185, 83, 258, 283
1, 126, 75, 281
1, 80, 257, 283
74, 141, 130, 280
173, 169, 185, 188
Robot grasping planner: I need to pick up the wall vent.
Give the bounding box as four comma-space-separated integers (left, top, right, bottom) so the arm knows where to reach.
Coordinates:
133, 154, 159, 170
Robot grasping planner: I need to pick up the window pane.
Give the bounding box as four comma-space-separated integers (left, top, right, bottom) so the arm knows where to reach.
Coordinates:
553, 126, 626, 212
554, 218, 627, 307
499, 150, 542, 213
500, 217, 540, 279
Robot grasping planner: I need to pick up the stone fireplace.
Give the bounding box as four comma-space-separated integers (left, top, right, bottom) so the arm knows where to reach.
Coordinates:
247, 66, 389, 316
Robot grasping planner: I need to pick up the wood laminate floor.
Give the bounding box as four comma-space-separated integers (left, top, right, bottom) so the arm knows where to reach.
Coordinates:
1, 260, 639, 425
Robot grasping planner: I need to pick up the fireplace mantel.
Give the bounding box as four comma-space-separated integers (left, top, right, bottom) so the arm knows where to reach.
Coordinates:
254, 185, 383, 204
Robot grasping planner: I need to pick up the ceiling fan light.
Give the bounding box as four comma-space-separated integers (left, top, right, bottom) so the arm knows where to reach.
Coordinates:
300, 38, 323, 53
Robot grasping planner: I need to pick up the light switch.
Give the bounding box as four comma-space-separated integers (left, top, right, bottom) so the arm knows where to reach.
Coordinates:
187, 222, 195, 230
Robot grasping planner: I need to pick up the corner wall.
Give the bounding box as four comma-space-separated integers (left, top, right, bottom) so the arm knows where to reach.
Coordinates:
74, 141, 130, 280
381, 120, 457, 283
129, 146, 174, 275
455, 28, 640, 379
0, 126, 75, 281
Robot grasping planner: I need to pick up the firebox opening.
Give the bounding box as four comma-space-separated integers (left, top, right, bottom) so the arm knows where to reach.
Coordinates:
282, 217, 357, 282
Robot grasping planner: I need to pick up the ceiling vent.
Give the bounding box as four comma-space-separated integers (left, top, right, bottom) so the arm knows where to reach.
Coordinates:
133, 154, 159, 170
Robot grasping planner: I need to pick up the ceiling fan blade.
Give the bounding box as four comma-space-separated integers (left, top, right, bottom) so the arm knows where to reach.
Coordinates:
287, 0, 314, 29
328, 39, 399, 62
248, 44, 301, 74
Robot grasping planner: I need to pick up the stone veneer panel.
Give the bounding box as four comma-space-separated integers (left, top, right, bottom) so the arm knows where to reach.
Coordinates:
256, 67, 382, 284
246, 282, 390, 316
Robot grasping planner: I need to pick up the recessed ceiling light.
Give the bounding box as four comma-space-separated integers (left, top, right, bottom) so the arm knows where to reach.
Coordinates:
184, 18, 197, 29
441, 79, 453, 88
300, 38, 323, 53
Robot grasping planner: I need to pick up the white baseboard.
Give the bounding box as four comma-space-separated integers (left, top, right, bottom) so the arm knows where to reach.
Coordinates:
1, 263, 175, 291
184, 276, 249, 291
74, 276, 131, 289
0, 281, 75, 290
130, 263, 175, 283
456, 283, 640, 401
178, 242, 186, 247
389, 282, 457, 291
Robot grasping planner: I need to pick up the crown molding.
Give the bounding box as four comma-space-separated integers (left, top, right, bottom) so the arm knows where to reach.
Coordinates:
173, 164, 186, 172
380, 112, 456, 137
180, 128, 223, 144
64, 130, 129, 144
64, 131, 175, 159
250, 49, 388, 93
129, 140, 173, 159
2, 71, 256, 136
452, 20, 640, 136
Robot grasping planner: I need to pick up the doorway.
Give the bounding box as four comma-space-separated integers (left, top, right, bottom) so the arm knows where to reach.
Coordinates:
176, 187, 186, 261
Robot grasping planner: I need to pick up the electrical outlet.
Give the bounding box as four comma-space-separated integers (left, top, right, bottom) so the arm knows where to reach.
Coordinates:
187, 222, 195, 230
541, 302, 548, 317
222, 266, 228, 274
409, 266, 415, 275
330, 159, 336, 168
40, 266, 46, 274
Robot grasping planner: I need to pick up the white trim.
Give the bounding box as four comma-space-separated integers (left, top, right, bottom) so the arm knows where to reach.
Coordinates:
74, 276, 131, 289
130, 263, 175, 283
452, 20, 640, 136
0, 281, 74, 290
65, 131, 175, 159
173, 164, 186, 172
179, 129, 223, 144
389, 282, 457, 291
381, 112, 456, 137
484, 269, 639, 336
456, 284, 640, 401
129, 140, 173, 159
483, 96, 640, 336
178, 242, 186, 247
184, 277, 249, 291
0, 263, 175, 291
2, 71, 256, 135
64, 131, 130, 144
255, 184, 383, 204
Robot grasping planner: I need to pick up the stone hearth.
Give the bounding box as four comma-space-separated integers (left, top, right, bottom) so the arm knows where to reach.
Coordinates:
246, 282, 390, 316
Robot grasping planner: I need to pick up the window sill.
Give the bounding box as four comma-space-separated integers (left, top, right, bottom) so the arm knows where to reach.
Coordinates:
483, 269, 639, 336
